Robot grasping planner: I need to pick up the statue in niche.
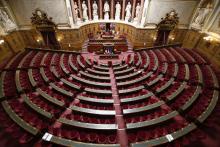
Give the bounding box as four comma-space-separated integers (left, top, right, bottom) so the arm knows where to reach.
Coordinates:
103, 1, 110, 20
134, 3, 141, 22
0, 8, 16, 32
92, 1, 98, 20
82, 1, 88, 21
74, 2, 80, 22
115, 2, 121, 20
192, 2, 213, 29
125, 2, 132, 22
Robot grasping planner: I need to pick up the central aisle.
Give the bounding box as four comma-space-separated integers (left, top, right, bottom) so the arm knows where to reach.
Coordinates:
109, 67, 129, 147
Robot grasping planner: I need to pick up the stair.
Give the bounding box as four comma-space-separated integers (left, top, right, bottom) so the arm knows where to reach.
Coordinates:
109, 68, 129, 147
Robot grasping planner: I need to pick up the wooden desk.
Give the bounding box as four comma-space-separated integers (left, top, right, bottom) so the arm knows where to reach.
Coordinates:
49, 83, 73, 97
77, 95, 114, 104
58, 118, 117, 130
208, 66, 219, 88
22, 94, 53, 119
127, 111, 178, 129
156, 78, 175, 93
123, 101, 164, 114
40, 67, 49, 82
77, 55, 85, 69
197, 90, 219, 123
99, 55, 119, 60
80, 71, 110, 82
195, 64, 203, 84
136, 52, 142, 67
71, 75, 111, 87
117, 71, 153, 87
69, 54, 78, 72
49, 135, 120, 147
147, 74, 163, 87
181, 86, 202, 111
167, 82, 187, 101
119, 86, 145, 95
143, 51, 150, 69
28, 69, 37, 87
60, 54, 70, 75
36, 88, 65, 107
116, 69, 143, 81
87, 68, 109, 76
15, 70, 23, 92
131, 123, 197, 147
1, 101, 39, 135
0, 71, 5, 98
93, 65, 109, 72
40, 52, 49, 66
70, 106, 115, 115
170, 48, 186, 63
114, 67, 135, 76
60, 78, 81, 90
121, 92, 153, 103
85, 88, 112, 95
113, 64, 127, 72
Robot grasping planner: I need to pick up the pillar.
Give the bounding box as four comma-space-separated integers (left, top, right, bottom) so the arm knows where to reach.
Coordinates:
65, 0, 74, 27
70, 0, 77, 24
122, 0, 126, 20
137, 0, 144, 25
88, 0, 92, 20
131, 0, 137, 20
99, 0, 103, 19
111, 0, 114, 19
78, 0, 83, 20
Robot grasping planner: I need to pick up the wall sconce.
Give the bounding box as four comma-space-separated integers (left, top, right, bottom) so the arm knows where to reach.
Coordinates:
57, 38, 61, 42
169, 36, 175, 41
203, 36, 216, 42
68, 43, 71, 47
0, 39, 5, 45
203, 36, 216, 48
170, 37, 175, 41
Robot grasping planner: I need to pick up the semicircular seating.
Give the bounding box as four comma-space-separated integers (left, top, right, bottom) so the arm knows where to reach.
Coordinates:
0, 46, 219, 147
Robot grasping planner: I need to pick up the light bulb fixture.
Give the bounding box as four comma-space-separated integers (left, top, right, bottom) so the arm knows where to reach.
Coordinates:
0, 39, 4, 45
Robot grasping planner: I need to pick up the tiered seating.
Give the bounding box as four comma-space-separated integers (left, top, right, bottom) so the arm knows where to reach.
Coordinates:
1, 71, 17, 97
0, 46, 219, 147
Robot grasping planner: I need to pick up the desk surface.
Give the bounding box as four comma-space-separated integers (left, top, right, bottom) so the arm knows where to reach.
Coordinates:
49, 135, 120, 147
36, 88, 65, 107
58, 118, 117, 130
70, 106, 115, 115
1, 101, 39, 135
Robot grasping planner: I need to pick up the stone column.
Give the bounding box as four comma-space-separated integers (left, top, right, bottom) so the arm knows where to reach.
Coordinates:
78, 0, 83, 20
140, 0, 150, 26
122, 0, 126, 20
70, 0, 77, 24
99, 0, 103, 19
131, 0, 136, 20
88, 0, 92, 20
65, 0, 74, 27
137, 0, 144, 25
111, 0, 114, 19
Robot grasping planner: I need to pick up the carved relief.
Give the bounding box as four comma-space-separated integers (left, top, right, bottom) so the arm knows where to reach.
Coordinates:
0, 8, 17, 33
191, 0, 214, 30
157, 10, 179, 30
31, 9, 56, 27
